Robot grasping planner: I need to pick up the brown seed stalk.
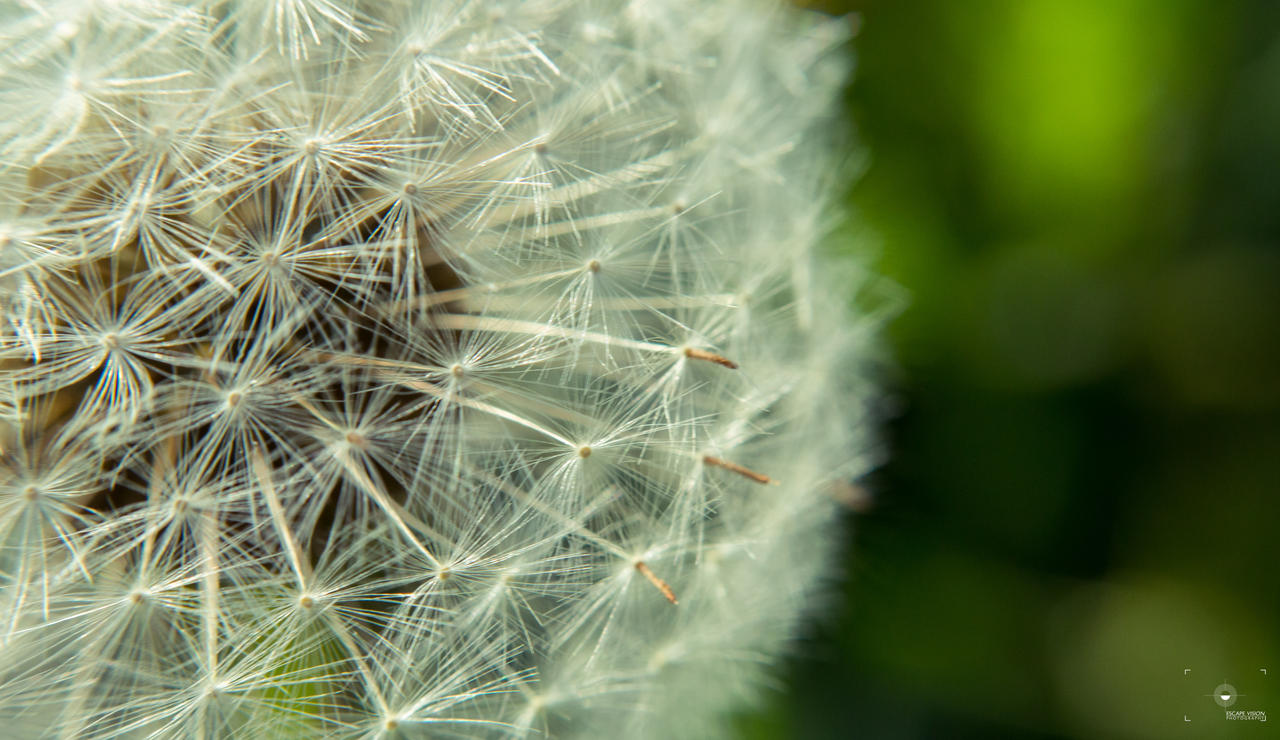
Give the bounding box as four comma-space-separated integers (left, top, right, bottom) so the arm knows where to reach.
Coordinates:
683, 347, 738, 369
828, 480, 874, 513
702, 455, 774, 485
635, 561, 678, 605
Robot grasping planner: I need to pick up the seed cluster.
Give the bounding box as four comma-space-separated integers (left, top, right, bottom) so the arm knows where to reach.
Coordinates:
0, 2, 879, 737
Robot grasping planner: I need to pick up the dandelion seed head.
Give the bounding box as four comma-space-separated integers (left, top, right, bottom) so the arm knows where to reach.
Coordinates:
0, 0, 883, 736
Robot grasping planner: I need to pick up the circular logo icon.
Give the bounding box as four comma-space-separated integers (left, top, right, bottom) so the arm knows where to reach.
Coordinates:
1213, 682, 1239, 708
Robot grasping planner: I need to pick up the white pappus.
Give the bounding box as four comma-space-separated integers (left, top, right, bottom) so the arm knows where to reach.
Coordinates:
0, 1, 883, 738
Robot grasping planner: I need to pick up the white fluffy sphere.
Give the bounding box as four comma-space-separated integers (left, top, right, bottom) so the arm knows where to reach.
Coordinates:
0, 1, 879, 737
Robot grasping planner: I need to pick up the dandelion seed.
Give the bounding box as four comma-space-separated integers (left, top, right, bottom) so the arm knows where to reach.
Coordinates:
635, 560, 678, 605
702, 455, 774, 485
683, 347, 739, 370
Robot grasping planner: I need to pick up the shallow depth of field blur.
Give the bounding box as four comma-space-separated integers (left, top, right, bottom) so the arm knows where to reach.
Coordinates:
738, 1, 1280, 738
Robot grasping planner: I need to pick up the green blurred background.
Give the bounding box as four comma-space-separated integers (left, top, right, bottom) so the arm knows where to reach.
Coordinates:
739, 1, 1280, 737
